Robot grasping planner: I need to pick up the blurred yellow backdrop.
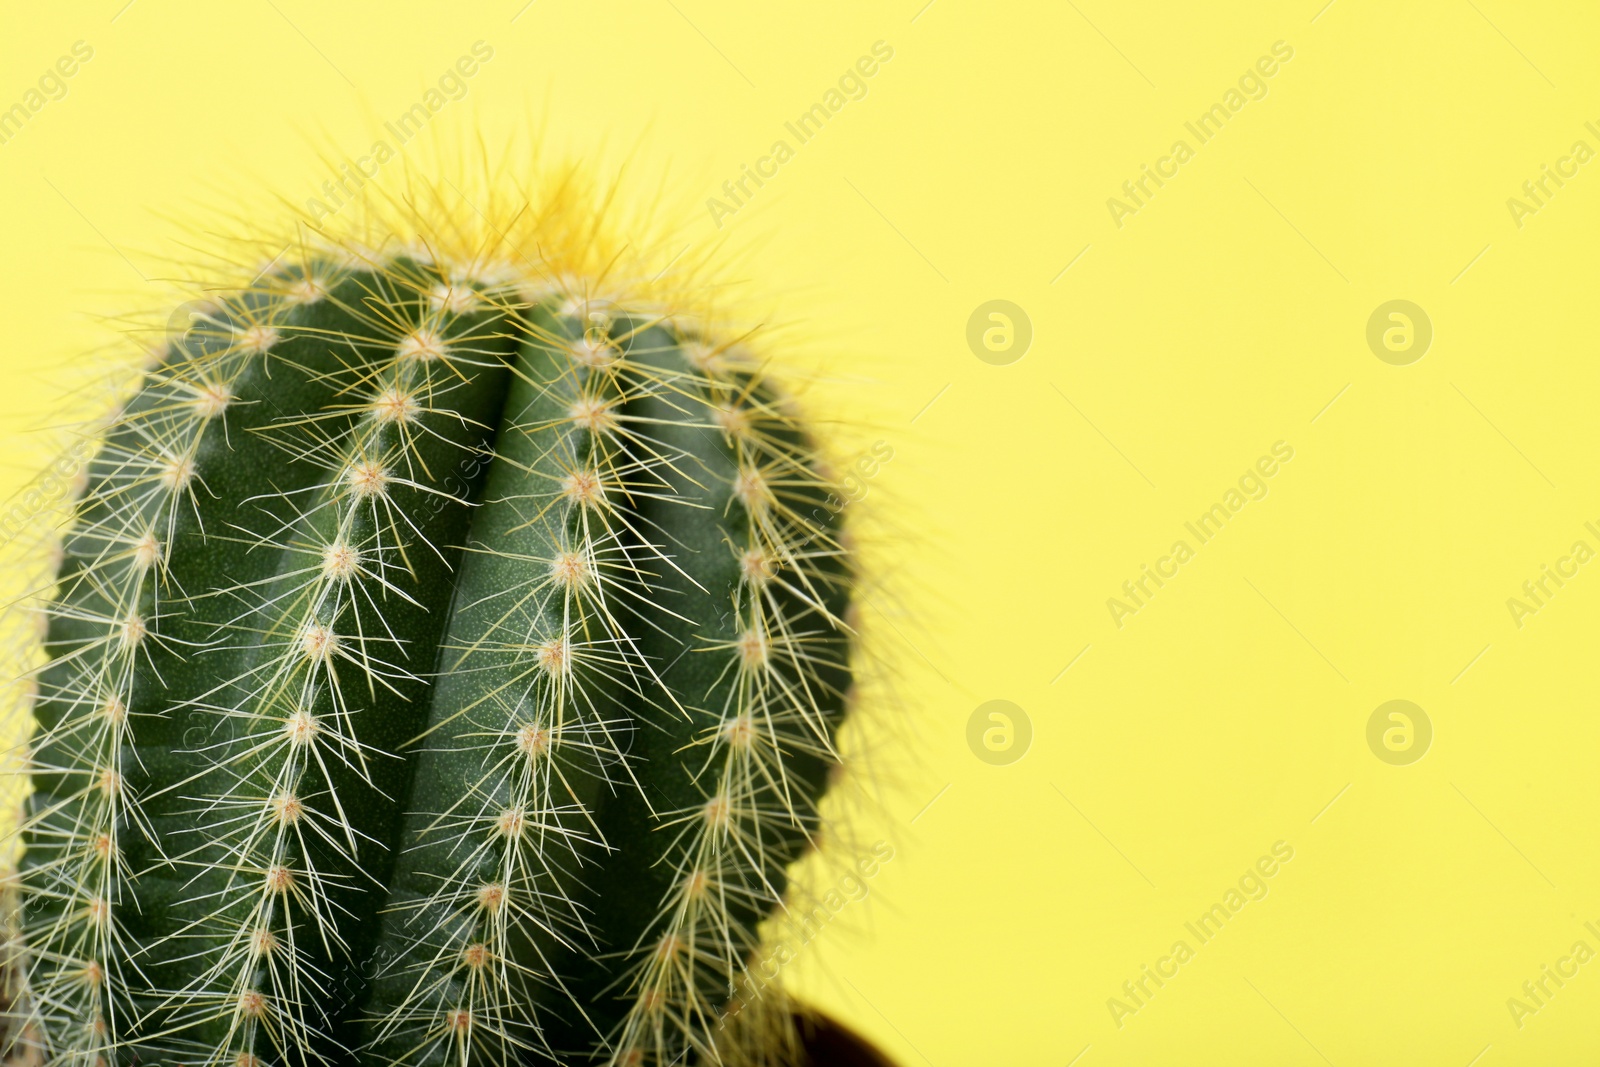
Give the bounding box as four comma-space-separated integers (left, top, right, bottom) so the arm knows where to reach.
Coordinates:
5, 1, 1600, 1064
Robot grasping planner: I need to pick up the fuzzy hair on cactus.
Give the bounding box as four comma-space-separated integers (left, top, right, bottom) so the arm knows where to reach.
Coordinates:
2, 167, 858, 1066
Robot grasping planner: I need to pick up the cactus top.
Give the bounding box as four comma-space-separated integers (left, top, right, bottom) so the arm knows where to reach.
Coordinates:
9, 208, 854, 1067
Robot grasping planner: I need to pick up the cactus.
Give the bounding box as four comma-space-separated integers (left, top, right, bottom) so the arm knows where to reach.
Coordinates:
3, 180, 856, 1066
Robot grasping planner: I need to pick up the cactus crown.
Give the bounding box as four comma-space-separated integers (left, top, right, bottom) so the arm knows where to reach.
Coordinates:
4, 167, 856, 1066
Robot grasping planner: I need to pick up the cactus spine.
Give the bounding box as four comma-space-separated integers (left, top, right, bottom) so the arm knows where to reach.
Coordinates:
6, 185, 855, 1066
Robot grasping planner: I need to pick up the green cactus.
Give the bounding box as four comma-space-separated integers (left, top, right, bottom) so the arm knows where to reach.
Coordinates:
4, 195, 856, 1066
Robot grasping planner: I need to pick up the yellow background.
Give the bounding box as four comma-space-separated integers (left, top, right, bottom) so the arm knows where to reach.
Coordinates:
4, 1, 1600, 1064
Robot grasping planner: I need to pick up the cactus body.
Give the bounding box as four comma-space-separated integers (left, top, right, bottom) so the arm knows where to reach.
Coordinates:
10, 222, 853, 1067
